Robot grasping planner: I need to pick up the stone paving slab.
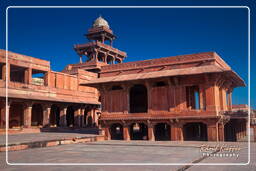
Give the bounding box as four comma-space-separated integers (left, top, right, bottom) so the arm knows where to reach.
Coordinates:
0, 141, 254, 171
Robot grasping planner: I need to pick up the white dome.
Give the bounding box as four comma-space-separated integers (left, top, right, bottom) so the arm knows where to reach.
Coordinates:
93, 16, 110, 28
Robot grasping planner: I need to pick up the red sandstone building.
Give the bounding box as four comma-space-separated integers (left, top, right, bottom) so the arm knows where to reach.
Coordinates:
0, 16, 253, 141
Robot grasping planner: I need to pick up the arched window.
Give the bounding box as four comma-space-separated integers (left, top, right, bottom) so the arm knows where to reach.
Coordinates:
129, 84, 148, 113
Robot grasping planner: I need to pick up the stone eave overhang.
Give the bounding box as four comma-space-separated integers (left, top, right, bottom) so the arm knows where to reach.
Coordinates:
74, 41, 126, 58
81, 65, 225, 86
99, 115, 221, 121
2, 92, 100, 105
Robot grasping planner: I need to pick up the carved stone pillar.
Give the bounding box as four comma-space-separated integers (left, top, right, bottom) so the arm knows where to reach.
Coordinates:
59, 107, 67, 127
2, 64, 6, 81
147, 121, 155, 141
227, 91, 232, 111
218, 123, 225, 141
199, 84, 206, 110
123, 122, 130, 141
74, 107, 81, 127
171, 123, 184, 141
42, 104, 51, 127
24, 68, 32, 84
24, 103, 32, 128
80, 108, 85, 127
104, 127, 111, 140
145, 81, 152, 113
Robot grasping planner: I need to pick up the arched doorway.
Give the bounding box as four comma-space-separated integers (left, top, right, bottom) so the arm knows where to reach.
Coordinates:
50, 105, 60, 127
31, 104, 43, 126
129, 84, 148, 113
110, 123, 124, 140
154, 123, 170, 141
9, 102, 24, 128
130, 123, 148, 140
66, 106, 74, 127
183, 122, 208, 141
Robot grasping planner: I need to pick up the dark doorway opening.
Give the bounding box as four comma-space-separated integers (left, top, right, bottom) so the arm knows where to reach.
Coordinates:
9, 102, 24, 128
50, 105, 60, 126
129, 84, 148, 113
110, 123, 124, 140
31, 104, 43, 126
154, 123, 170, 141
224, 119, 242, 142
66, 106, 74, 127
183, 122, 208, 141
130, 123, 148, 140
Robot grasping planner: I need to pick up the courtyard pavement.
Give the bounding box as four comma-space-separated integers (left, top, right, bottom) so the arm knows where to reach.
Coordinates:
0, 140, 255, 171
0, 132, 99, 145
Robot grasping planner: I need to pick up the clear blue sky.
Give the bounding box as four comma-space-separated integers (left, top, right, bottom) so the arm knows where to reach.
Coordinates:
0, 0, 255, 108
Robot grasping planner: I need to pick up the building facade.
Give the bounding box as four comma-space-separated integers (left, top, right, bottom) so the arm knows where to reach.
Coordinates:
0, 16, 252, 141
0, 50, 100, 131
81, 17, 249, 142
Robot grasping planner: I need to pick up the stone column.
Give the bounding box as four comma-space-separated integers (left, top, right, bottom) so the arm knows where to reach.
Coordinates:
80, 108, 85, 127
199, 84, 205, 110
2, 64, 6, 80
123, 123, 130, 141
74, 107, 81, 127
147, 122, 155, 141
42, 104, 51, 127
227, 92, 232, 111
145, 82, 152, 113
24, 103, 32, 128
59, 107, 67, 127
104, 127, 111, 140
218, 123, 225, 141
171, 123, 184, 141
24, 68, 32, 84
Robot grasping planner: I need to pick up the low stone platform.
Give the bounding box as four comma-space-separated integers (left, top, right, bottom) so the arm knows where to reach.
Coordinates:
0, 131, 104, 152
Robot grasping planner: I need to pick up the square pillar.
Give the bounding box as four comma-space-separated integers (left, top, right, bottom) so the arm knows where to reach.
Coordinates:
123, 124, 130, 141
145, 82, 152, 113
80, 108, 85, 127
24, 104, 32, 128
227, 92, 232, 111
74, 108, 81, 127
42, 105, 51, 127
199, 84, 206, 110
171, 124, 183, 141
60, 107, 67, 127
2, 64, 6, 81
148, 124, 155, 141
218, 123, 225, 141
24, 68, 32, 84
104, 127, 111, 140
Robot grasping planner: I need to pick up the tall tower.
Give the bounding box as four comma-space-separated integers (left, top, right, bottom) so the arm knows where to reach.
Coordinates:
67, 16, 127, 73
